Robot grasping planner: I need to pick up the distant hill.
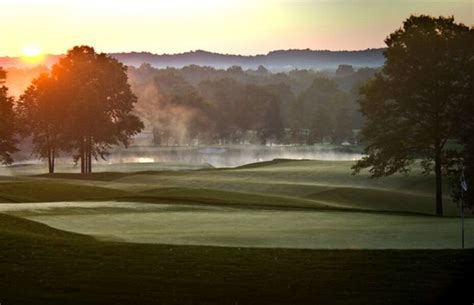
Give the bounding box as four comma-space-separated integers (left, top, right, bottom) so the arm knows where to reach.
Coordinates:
0, 48, 385, 71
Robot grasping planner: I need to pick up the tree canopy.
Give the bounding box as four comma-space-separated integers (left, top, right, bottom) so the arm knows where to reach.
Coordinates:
18, 73, 67, 173
0, 67, 17, 164
18, 46, 144, 173
353, 15, 473, 215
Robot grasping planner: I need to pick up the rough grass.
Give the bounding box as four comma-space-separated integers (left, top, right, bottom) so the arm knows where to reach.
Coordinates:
0, 213, 473, 305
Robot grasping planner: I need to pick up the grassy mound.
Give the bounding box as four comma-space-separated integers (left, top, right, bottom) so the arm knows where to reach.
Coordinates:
0, 213, 92, 240
0, 159, 460, 215
235, 158, 308, 169
0, 214, 472, 305
131, 187, 331, 210
0, 181, 130, 203
305, 186, 446, 214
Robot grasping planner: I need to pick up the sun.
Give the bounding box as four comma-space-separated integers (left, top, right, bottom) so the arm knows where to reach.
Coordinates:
21, 47, 45, 64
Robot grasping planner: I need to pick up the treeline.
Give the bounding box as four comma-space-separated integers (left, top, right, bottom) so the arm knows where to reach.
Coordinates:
0, 46, 143, 173
128, 63, 377, 146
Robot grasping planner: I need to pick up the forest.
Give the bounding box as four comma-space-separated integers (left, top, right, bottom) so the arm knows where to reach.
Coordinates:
128, 63, 376, 146
4, 61, 377, 147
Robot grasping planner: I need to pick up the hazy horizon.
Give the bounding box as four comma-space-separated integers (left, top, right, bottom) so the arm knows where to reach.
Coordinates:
0, 47, 387, 60
1, 0, 472, 57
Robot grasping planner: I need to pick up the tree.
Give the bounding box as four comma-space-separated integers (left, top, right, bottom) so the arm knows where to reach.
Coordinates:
0, 67, 17, 164
335, 64, 354, 77
333, 109, 353, 144
352, 15, 473, 215
308, 107, 333, 144
51, 46, 143, 173
290, 76, 350, 144
446, 54, 474, 212
18, 73, 67, 173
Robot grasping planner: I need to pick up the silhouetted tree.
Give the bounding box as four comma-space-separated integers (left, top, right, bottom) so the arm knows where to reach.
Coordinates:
52, 46, 143, 173
257, 65, 269, 75
446, 52, 474, 212
335, 64, 354, 77
352, 15, 473, 215
18, 73, 67, 173
0, 67, 17, 164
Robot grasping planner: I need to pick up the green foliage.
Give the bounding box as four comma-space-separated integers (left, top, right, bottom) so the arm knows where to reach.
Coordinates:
290, 76, 355, 144
129, 65, 374, 146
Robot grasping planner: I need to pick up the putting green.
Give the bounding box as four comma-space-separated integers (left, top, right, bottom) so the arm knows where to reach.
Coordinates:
1, 201, 471, 249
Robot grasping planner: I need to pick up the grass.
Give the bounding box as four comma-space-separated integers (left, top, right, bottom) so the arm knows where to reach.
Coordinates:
0, 181, 129, 202
132, 187, 332, 209
305, 186, 436, 214
10, 202, 472, 249
0, 213, 473, 305
0, 159, 473, 304
0, 159, 459, 215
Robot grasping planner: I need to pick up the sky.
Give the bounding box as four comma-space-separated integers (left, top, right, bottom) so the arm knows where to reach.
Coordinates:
0, 0, 472, 56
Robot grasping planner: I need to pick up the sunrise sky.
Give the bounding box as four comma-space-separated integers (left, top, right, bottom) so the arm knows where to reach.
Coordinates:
1, 0, 472, 57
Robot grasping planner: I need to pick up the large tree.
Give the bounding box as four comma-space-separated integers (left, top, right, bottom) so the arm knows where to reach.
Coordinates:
446, 51, 474, 212
18, 73, 67, 173
51, 46, 143, 173
0, 68, 17, 165
353, 15, 473, 215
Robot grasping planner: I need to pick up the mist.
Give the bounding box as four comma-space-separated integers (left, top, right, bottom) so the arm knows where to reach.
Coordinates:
107, 145, 363, 168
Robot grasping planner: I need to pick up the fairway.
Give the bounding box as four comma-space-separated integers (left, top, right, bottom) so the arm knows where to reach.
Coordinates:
0, 201, 472, 249
0, 159, 463, 215
0, 159, 473, 304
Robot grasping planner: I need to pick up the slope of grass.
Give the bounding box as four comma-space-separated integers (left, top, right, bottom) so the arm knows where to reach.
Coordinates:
0, 213, 472, 305
0, 181, 130, 203
235, 158, 307, 169
305, 186, 458, 215
16, 203, 473, 249
36, 172, 137, 181
0, 212, 93, 241
131, 187, 332, 210
0, 160, 460, 215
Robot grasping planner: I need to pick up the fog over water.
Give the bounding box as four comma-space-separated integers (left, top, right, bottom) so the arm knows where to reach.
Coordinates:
0, 145, 363, 176
107, 145, 363, 168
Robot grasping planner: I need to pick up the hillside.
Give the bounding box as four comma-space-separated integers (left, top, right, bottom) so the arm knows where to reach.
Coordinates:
0, 48, 385, 70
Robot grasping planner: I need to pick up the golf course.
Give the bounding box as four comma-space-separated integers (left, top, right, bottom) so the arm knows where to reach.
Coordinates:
0, 157, 473, 304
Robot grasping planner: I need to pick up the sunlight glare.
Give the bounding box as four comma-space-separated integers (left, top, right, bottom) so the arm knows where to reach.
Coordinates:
21, 47, 45, 64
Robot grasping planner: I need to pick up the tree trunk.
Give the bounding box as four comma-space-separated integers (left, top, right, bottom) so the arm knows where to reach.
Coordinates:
48, 147, 55, 174
51, 148, 55, 174
48, 148, 53, 174
80, 138, 85, 174
87, 136, 92, 173
434, 144, 443, 216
